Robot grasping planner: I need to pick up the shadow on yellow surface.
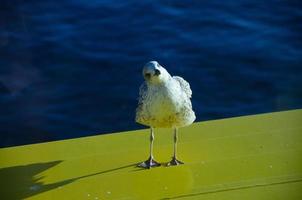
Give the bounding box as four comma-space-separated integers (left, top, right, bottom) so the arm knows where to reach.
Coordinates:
0, 161, 140, 200
0, 161, 64, 200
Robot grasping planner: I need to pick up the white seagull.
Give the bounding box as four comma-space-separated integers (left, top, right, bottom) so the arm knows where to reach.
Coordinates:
135, 61, 196, 169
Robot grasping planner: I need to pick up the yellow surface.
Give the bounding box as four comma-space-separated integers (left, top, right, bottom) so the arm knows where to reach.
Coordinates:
0, 109, 302, 200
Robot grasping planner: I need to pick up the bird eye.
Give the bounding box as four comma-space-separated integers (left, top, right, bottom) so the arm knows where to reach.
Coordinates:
154, 69, 161, 76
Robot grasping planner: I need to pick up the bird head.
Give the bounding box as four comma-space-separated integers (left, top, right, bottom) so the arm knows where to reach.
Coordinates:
142, 61, 170, 84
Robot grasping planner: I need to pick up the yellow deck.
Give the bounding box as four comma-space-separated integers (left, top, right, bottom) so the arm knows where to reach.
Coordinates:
0, 109, 302, 200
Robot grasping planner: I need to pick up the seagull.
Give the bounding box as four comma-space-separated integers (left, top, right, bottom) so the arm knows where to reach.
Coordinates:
135, 61, 196, 169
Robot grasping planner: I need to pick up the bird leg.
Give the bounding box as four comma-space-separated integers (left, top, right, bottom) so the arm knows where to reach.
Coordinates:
167, 128, 184, 166
138, 127, 161, 169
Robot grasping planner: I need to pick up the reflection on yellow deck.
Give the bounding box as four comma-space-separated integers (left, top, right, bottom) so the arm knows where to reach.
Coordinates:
0, 109, 302, 200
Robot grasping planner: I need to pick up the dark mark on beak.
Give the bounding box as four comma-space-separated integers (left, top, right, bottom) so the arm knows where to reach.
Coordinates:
145, 73, 151, 79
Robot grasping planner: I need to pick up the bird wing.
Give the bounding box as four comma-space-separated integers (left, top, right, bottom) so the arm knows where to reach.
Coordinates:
173, 76, 192, 98
136, 82, 148, 111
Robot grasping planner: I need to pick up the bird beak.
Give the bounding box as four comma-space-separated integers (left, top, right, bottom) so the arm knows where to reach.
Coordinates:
144, 73, 151, 79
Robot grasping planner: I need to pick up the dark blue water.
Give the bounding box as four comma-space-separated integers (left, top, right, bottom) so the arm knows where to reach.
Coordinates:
1, 0, 302, 147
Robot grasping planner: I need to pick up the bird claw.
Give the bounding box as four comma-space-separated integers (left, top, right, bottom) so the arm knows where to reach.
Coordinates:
138, 156, 161, 169
167, 157, 184, 166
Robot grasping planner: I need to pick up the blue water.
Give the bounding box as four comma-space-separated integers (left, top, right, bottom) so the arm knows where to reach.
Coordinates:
0, 0, 302, 147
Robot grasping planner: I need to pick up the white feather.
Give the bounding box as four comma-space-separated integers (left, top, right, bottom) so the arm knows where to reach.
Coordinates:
173, 76, 192, 98
136, 63, 195, 128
